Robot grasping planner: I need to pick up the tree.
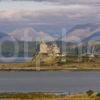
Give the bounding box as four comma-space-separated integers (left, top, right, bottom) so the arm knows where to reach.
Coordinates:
95, 93, 100, 100
86, 90, 94, 96
96, 93, 100, 97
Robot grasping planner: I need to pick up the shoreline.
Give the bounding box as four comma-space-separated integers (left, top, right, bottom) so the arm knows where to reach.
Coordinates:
0, 62, 99, 71
0, 91, 98, 100
0, 68, 100, 72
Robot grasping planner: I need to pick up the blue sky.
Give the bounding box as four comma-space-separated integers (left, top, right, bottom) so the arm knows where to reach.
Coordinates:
0, 0, 100, 41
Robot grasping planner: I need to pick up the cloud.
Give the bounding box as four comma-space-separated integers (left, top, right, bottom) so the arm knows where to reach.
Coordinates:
0, 0, 100, 37
0, 10, 34, 21
0, 0, 99, 22
0, 4, 99, 23
32, 0, 100, 5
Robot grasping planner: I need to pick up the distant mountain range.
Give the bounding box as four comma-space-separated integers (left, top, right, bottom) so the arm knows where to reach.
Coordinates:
82, 31, 100, 43
0, 24, 99, 61
8, 27, 55, 42
0, 32, 9, 38
62, 24, 100, 43
0, 23, 100, 43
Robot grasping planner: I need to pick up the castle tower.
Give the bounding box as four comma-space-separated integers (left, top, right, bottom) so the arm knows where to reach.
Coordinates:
52, 44, 60, 56
39, 41, 48, 54
39, 40, 60, 56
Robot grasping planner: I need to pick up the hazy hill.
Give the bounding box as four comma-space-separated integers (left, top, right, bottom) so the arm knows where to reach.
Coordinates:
8, 27, 55, 42
82, 31, 100, 43
63, 24, 100, 43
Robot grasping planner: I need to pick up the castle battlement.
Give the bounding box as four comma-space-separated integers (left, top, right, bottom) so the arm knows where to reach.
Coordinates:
39, 41, 60, 56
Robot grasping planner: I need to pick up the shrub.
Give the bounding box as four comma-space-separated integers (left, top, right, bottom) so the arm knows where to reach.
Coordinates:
86, 90, 94, 96
96, 93, 100, 97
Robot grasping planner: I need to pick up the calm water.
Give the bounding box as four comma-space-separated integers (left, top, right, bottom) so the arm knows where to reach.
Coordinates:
0, 71, 100, 93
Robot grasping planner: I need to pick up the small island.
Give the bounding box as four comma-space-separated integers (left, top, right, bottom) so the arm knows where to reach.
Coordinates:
0, 40, 99, 71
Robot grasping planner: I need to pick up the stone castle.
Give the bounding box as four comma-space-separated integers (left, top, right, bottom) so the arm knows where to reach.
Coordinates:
39, 41, 60, 56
